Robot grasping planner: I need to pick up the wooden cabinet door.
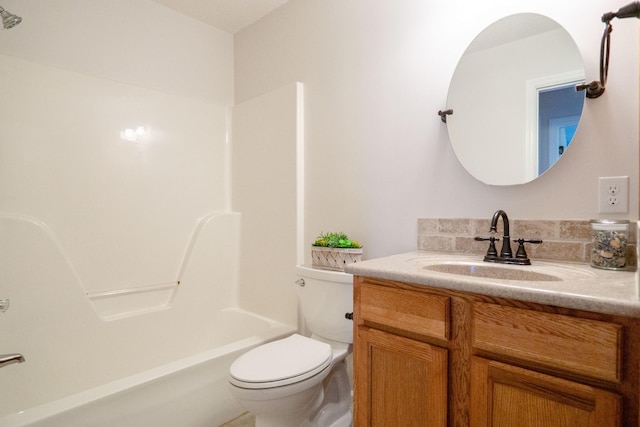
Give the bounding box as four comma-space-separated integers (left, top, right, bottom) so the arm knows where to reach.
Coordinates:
354, 326, 448, 427
470, 357, 621, 427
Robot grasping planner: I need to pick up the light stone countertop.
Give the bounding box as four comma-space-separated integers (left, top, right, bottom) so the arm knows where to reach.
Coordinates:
345, 251, 640, 317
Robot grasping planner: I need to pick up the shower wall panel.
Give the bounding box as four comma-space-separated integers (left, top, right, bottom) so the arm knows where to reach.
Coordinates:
0, 53, 229, 293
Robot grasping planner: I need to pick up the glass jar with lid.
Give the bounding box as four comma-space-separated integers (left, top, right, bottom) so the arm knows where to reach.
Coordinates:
590, 219, 629, 270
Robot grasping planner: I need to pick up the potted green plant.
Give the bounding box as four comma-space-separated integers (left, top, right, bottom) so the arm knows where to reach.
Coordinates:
312, 232, 363, 271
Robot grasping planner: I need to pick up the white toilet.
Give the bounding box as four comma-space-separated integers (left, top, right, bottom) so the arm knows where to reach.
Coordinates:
228, 265, 354, 427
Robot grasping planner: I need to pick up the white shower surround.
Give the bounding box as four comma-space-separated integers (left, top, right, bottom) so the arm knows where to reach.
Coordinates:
0, 212, 297, 420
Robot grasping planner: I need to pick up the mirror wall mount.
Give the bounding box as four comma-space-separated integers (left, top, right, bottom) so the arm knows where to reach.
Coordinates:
438, 109, 453, 123
577, 1, 640, 99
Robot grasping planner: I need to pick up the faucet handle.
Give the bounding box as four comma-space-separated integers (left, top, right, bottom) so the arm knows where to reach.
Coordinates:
475, 236, 499, 258
474, 236, 500, 242
513, 238, 542, 260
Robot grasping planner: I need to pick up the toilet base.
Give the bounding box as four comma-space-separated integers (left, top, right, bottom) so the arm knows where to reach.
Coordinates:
252, 360, 352, 427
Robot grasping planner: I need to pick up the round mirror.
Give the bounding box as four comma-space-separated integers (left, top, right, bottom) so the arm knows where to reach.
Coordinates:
446, 13, 585, 186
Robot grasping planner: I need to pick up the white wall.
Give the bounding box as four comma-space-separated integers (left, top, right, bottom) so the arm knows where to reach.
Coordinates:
235, 0, 639, 261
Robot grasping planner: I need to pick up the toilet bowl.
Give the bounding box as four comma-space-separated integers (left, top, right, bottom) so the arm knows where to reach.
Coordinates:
228, 265, 353, 427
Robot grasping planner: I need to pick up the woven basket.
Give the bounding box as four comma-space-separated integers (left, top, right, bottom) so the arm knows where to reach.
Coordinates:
311, 246, 363, 272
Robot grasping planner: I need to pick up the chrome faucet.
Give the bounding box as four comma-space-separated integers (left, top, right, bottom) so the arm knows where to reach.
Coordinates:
475, 210, 542, 265
0, 353, 25, 368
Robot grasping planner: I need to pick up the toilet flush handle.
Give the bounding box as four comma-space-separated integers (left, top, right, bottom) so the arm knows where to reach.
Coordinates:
295, 279, 305, 287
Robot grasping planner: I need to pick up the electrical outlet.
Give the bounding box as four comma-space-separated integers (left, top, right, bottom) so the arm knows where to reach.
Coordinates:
599, 176, 628, 213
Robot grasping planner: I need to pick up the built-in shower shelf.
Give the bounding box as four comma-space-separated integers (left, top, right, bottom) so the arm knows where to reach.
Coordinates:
87, 282, 179, 321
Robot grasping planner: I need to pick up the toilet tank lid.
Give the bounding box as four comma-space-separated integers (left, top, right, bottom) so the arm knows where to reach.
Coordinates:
230, 334, 332, 384
295, 265, 353, 284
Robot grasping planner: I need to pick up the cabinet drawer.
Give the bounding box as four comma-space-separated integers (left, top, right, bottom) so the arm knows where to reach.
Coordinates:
472, 302, 623, 383
359, 282, 449, 340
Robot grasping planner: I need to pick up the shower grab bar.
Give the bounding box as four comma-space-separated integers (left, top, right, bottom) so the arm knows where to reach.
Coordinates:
0, 353, 25, 368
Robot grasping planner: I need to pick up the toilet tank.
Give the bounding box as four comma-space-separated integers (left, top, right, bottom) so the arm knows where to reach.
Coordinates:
295, 265, 353, 344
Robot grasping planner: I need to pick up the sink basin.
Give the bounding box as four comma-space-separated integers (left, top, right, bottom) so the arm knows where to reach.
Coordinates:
423, 263, 562, 281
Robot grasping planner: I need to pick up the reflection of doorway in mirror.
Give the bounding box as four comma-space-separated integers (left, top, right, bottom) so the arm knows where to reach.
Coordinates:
525, 72, 585, 180
542, 115, 579, 174
537, 84, 583, 175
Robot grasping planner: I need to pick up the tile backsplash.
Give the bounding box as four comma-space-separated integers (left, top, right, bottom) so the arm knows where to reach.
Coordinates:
417, 218, 637, 268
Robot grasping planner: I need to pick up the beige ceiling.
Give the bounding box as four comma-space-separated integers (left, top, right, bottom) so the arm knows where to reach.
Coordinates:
150, 0, 290, 34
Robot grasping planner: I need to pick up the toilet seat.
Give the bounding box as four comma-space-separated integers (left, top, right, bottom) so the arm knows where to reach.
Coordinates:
229, 334, 333, 389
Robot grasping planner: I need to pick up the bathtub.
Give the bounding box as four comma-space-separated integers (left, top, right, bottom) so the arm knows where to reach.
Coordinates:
0, 308, 295, 427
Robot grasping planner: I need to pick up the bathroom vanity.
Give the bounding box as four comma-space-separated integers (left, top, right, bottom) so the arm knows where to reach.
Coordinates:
347, 252, 640, 427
